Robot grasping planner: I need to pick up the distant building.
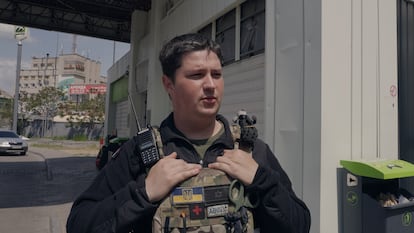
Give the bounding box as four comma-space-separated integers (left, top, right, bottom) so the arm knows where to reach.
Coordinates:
18, 53, 106, 101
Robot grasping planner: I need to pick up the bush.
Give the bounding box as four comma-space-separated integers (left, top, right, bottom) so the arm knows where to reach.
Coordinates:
73, 135, 88, 141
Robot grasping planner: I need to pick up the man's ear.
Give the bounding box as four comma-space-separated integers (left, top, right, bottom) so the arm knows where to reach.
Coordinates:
162, 75, 174, 93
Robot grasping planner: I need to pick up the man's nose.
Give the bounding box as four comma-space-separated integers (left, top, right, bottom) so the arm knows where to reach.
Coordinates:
203, 74, 216, 89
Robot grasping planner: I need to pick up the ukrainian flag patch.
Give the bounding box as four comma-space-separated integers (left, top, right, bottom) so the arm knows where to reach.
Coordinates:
171, 187, 204, 204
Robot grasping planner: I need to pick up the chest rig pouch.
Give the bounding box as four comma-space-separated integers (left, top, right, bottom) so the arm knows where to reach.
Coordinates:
148, 111, 258, 233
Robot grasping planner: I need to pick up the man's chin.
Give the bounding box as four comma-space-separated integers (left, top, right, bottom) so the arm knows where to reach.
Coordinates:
198, 108, 219, 117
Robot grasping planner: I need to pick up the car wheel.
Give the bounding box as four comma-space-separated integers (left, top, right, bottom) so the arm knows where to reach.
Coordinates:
20, 151, 26, 156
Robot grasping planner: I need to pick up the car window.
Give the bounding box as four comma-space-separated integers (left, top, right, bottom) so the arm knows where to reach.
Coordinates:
0, 131, 19, 138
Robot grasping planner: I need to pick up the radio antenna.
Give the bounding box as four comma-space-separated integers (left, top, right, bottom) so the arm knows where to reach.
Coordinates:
128, 94, 142, 131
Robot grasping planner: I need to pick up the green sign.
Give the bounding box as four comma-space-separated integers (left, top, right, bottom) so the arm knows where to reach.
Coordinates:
14, 26, 28, 41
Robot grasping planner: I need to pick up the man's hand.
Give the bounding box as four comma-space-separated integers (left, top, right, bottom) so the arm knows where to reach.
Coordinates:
208, 149, 258, 186
145, 152, 201, 203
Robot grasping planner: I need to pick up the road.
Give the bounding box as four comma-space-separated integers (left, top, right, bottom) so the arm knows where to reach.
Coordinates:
0, 140, 99, 233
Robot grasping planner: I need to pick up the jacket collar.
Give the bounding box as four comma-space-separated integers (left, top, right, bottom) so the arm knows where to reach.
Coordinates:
159, 113, 235, 149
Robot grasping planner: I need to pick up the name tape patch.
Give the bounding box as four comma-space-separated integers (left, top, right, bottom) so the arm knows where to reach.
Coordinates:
207, 204, 229, 217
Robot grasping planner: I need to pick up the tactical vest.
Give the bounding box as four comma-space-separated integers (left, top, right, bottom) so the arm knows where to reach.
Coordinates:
151, 125, 257, 233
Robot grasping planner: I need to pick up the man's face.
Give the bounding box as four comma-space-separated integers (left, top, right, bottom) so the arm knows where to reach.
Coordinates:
163, 50, 223, 120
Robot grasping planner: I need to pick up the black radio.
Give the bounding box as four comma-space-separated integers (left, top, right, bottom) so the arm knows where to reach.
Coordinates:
129, 95, 162, 168
137, 127, 160, 167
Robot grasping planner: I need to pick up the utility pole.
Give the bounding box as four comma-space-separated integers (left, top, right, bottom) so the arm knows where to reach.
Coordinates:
12, 26, 28, 133
12, 41, 22, 132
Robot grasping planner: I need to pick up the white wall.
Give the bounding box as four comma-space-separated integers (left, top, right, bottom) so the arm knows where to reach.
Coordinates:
320, 0, 398, 232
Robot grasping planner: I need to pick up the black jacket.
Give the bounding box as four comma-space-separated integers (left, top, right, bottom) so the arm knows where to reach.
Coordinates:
66, 113, 311, 233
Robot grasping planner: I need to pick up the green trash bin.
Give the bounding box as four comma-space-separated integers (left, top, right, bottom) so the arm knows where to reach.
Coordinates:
339, 159, 414, 233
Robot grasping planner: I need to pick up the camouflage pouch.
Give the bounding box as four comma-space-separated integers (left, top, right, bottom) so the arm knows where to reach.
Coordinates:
152, 168, 254, 233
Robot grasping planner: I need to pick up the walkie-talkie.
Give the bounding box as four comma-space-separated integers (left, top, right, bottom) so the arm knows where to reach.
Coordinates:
128, 95, 161, 168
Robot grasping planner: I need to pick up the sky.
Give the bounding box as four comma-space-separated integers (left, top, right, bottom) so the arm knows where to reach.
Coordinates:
0, 23, 130, 95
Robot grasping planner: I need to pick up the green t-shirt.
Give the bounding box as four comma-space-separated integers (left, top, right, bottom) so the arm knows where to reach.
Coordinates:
188, 122, 224, 159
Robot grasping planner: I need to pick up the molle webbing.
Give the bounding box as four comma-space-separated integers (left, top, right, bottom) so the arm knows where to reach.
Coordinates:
152, 169, 254, 233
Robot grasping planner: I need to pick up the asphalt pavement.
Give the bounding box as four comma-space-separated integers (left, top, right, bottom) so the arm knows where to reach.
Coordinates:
0, 140, 99, 233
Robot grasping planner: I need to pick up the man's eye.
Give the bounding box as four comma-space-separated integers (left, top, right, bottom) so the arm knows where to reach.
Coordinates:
189, 73, 203, 79
212, 73, 222, 78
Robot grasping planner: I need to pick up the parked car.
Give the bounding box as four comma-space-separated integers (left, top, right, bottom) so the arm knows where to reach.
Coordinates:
0, 130, 29, 155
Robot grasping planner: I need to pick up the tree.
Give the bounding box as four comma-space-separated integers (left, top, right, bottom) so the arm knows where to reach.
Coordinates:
79, 94, 105, 124
0, 97, 12, 129
63, 94, 105, 139
67, 94, 105, 126
23, 87, 64, 137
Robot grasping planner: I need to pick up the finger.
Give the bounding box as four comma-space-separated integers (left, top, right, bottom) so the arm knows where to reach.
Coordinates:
208, 161, 230, 172
165, 152, 177, 159
215, 154, 235, 165
167, 159, 202, 175
170, 164, 201, 183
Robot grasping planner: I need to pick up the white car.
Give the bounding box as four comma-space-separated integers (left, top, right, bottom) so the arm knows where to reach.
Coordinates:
0, 130, 29, 155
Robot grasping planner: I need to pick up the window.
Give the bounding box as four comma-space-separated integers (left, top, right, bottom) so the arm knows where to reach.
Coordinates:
216, 9, 236, 65
198, 23, 212, 40
240, 0, 265, 59
194, 0, 266, 66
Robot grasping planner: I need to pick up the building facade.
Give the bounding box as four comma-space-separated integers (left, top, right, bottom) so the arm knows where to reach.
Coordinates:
19, 53, 105, 99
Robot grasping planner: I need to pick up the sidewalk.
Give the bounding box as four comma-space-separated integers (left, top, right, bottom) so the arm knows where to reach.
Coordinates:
0, 203, 72, 233
0, 139, 100, 233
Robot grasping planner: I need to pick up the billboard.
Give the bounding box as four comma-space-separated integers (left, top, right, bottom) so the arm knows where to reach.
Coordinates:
69, 84, 106, 95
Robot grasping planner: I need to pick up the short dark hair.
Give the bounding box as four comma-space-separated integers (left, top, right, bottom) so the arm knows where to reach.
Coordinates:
158, 33, 223, 81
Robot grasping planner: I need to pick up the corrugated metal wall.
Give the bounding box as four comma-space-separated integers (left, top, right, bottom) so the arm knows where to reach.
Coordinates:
220, 55, 265, 138
115, 100, 129, 137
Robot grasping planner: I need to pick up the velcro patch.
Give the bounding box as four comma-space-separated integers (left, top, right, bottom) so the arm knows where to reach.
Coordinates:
204, 185, 229, 205
189, 203, 205, 219
171, 187, 203, 204
207, 204, 229, 217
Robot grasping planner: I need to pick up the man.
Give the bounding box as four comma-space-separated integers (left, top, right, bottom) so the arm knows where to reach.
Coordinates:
66, 33, 311, 233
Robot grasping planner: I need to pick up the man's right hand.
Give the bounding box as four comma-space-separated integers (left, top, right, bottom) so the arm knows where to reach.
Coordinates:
144, 152, 202, 203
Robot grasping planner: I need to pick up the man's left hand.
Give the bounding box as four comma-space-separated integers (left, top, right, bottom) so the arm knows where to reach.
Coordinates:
208, 149, 258, 185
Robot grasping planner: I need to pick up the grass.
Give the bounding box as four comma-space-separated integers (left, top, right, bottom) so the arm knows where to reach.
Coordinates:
31, 143, 65, 149
30, 139, 100, 156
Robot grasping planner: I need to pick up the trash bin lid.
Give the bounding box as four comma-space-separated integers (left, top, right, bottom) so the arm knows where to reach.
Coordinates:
340, 159, 414, 180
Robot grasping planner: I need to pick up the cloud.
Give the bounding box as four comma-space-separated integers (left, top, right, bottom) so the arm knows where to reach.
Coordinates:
0, 23, 15, 40
0, 58, 17, 95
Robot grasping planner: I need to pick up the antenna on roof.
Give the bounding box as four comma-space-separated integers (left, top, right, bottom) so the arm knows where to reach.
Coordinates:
72, 34, 77, 54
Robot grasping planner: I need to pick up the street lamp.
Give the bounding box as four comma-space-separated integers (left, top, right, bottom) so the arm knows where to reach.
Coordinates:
12, 26, 28, 133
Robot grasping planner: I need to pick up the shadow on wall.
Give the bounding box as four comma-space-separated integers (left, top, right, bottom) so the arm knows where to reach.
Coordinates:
21, 119, 103, 140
